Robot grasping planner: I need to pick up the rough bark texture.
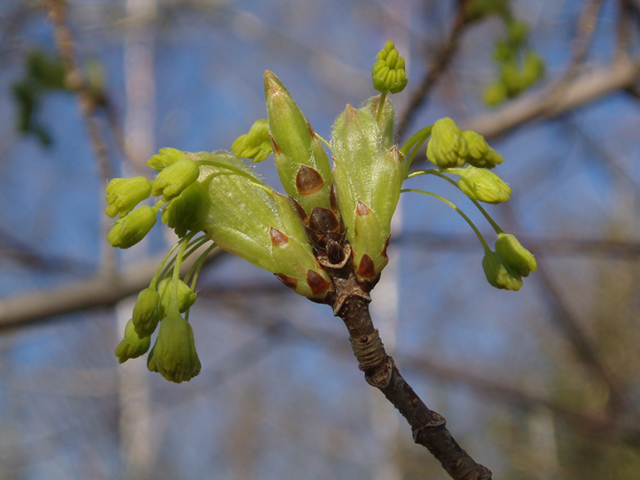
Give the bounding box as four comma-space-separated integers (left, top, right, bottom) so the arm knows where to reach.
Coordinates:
319, 243, 492, 480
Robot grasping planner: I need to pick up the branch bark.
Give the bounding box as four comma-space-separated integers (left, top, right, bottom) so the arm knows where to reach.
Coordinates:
319, 246, 492, 480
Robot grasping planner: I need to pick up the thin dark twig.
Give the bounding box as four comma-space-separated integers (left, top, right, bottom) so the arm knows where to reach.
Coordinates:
396, 0, 471, 140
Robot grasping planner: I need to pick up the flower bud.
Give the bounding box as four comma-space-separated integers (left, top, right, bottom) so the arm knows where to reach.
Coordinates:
426, 117, 468, 168
147, 312, 201, 383
372, 40, 408, 94
152, 158, 200, 200
196, 152, 333, 300
495, 233, 537, 277
161, 180, 210, 237
231, 118, 273, 163
501, 60, 526, 95
507, 20, 529, 46
331, 104, 402, 282
522, 51, 545, 87
147, 147, 185, 172
107, 205, 157, 249
158, 278, 197, 315
264, 71, 332, 214
457, 166, 511, 204
482, 251, 523, 291
483, 81, 508, 106
462, 130, 504, 169
105, 176, 152, 218
115, 318, 151, 364
132, 287, 160, 338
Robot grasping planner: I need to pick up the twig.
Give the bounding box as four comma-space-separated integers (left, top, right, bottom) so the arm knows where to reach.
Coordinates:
320, 246, 492, 480
396, 0, 471, 140
42, 0, 115, 276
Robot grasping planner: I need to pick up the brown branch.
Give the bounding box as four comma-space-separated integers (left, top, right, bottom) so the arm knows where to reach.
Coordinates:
42, 0, 112, 182
396, 0, 471, 140
319, 246, 491, 480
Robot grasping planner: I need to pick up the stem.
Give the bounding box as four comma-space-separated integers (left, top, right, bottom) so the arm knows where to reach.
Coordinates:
185, 243, 217, 287
158, 234, 211, 283
169, 233, 194, 315
406, 169, 505, 234
325, 257, 493, 480
315, 132, 332, 151
376, 92, 388, 122
401, 188, 491, 252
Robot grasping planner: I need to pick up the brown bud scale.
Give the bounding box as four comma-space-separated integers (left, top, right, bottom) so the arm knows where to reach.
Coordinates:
307, 270, 331, 295
296, 165, 324, 195
381, 235, 391, 258
270, 135, 281, 155
358, 254, 376, 279
269, 227, 288, 246
356, 201, 371, 216
275, 273, 298, 290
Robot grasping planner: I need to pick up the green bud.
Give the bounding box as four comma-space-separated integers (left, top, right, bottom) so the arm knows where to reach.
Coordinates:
264, 71, 332, 214
269, 194, 333, 300
493, 38, 514, 63
161, 180, 210, 237
426, 117, 468, 168
105, 176, 152, 218
331, 103, 402, 281
147, 147, 185, 172
147, 312, 201, 383
482, 250, 523, 291
115, 318, 151, 364
462, 131, 504, 169
501, 60, 525, 95
372, 40, 408, 94
457, 166, 511, 204
158, 278, 197, 315
152, 158, 200, 201
495, 233, 537, 277
463, 0, 510, 23
132, 287, 160, 338
107, 205, 157, 249
196, 151, 332, 300
507, 20, 529, 46
231, 118, 273, 163
522, 51, 545, 87
483, 81, 508, 106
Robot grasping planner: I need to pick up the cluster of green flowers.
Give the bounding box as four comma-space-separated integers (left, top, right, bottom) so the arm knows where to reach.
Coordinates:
483, 19, 545, 106
106, 39, 535, 383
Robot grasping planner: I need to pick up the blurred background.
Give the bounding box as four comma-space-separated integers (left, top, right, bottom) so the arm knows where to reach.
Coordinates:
1, 0, 640, 479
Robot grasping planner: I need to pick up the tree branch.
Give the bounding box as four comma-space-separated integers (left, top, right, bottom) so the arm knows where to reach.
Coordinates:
319, 245, 492, 480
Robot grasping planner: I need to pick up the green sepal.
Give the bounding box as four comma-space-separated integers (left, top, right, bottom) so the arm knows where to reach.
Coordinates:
132, 287, 161, 338
457, 166, 511, 204
264, 71, 332, 214
426, 117, 469, 168
147, 312, 201, 383
495, 233, 537, 277
482, 250, 523, 291
462, 131, 504, 169
158, 278, 197, 316
152, 158, 200, 201
115, 318, 151, 364
107, 205, 157, 249
105, 176, 152, 219
147, 148, 185, 172
161, 180, 210, 237
231, 118, 273, 163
